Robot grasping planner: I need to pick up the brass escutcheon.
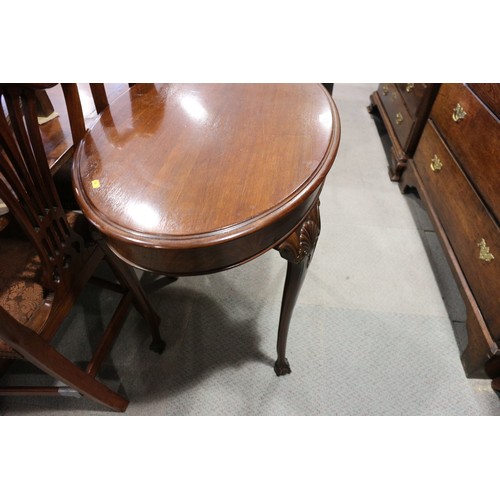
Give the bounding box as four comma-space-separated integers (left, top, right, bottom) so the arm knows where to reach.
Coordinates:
406, 83, 414, 93
430, 154, 443, 172
395, 112, 403, 125
477, 238, 494, 262
382, 85, 389, 95
452, 103, 467, 122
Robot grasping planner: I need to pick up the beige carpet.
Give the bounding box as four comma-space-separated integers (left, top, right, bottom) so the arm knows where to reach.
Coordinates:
1, 84, 498, 415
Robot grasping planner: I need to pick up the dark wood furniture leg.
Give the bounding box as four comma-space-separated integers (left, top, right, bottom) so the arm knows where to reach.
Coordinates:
140, 272, 178, 293
96, 238, 165, 354
368, 92, 408, 182
0, 307, 128, 412
492, 377, 500, 392
274, 200, 321, 375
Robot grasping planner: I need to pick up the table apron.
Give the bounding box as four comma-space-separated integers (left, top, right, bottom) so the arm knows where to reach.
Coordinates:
104, 186, 324, 276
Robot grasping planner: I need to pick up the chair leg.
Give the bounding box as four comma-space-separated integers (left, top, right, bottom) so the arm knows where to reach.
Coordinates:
97, 240, 165, 353
23, 354, 127, 411
0, 309, 128, 411
86, 291, 134, 378
140, 272, 178, 292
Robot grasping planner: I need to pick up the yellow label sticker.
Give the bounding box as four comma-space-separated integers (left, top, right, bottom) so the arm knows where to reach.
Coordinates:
91, 179, 101, 189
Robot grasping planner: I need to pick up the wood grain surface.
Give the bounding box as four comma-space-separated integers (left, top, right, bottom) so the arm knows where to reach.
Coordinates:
73, 83, 340, 274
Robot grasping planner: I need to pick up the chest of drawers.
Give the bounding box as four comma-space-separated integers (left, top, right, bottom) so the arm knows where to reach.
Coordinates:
369, 83, 439, 180
400, 83, 500, 379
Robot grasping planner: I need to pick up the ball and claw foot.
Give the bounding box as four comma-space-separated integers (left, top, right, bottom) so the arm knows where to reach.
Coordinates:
149, 338, 166, 354
274, 358, 291, 376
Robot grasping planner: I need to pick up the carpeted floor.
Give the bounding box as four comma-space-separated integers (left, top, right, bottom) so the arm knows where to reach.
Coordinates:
1, 83, 498, 415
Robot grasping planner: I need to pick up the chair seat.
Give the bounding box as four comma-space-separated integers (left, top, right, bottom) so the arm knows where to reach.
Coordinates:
0, 233, 43, 358
0, 211, 90, 358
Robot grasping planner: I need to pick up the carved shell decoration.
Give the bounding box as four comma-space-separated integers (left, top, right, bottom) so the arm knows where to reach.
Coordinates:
278, 217, 320, 265
298, 219, 319, 262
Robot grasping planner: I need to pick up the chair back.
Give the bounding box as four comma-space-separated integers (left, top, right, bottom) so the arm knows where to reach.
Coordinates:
0, 83, 163, 411
0, 84, 85, 291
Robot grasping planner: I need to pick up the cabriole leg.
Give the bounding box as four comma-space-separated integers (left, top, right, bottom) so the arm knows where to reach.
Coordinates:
275, 201, 321, 376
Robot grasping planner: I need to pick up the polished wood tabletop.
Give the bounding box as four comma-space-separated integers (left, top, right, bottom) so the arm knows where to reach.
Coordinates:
73, 83, 340, 374
74, 83, 339, 273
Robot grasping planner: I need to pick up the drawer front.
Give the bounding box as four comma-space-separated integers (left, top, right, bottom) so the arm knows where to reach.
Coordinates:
396, 83, 431, 118
430, 83, 500, 221
378, 83, 414, 148
467, 83, 500, 119
414, 121, 500, 341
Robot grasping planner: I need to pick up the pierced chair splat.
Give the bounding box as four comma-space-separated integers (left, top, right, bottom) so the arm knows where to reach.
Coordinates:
0, 84, 164, 412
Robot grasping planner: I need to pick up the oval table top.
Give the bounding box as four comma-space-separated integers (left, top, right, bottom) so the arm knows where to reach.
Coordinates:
73, 83, 340, 274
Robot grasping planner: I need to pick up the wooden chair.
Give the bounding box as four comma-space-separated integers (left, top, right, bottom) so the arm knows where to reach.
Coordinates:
0, 84, 165, 412
47, 83, 111, 210
50, 83, 137, 210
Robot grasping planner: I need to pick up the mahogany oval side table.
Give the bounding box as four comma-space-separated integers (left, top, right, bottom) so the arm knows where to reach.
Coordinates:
73, 83, 341, 375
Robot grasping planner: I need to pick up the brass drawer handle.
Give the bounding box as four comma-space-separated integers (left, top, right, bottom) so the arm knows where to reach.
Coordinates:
382, 85, 389, 95
430, 154, 443, 172
478, 239, 495, 262
452, 103, 467, 122
395, 112, 403, 125
406, 83, 414, 93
